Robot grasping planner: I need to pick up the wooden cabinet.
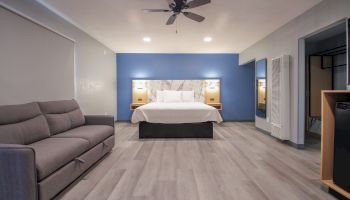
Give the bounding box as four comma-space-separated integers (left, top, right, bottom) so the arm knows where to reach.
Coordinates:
321, 90, 350, 199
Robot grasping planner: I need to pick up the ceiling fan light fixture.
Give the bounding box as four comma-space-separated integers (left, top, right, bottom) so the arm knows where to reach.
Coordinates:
143, 37, 152, 42
143, 0, 211, 25
203, 36, 213, 42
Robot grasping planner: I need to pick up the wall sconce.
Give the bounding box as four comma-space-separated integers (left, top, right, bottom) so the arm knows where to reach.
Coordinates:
133, 80, 147, 92
258, 79, 266, 89
205, 79, 220, 103
132, 80, 148, 103
206, 79, 219, 91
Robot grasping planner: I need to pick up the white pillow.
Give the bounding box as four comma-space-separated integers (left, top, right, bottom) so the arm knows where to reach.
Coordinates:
156, 90, 164, 102
164, 90, 182, 103
182, 90, 195, 102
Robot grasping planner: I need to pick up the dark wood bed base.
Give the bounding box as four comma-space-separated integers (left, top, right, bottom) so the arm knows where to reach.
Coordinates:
139, 122, 213, 139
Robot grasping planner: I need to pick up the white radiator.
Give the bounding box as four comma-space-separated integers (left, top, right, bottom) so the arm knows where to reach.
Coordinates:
271, 55, 290, 140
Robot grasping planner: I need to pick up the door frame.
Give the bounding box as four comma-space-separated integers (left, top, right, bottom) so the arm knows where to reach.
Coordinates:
297, 19, 348, 146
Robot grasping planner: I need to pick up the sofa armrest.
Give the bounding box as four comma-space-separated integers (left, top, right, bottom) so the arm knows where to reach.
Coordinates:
0, 144, 37, 200
85, 115, 115, 128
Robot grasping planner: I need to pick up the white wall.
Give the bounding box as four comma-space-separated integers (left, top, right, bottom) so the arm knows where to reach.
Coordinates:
239, 0, 350, 144
0, 0, 116, 117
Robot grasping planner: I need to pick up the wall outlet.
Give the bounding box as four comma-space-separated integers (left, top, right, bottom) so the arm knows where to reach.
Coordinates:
210, 98, 215, 101
138, 98, 142, 102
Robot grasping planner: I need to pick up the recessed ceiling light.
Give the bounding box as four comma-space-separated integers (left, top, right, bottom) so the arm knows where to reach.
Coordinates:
203, 37, 213, 42
143, 37, 151, 42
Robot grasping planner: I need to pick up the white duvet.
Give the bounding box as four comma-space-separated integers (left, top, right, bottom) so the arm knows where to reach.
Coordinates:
131, 102, 223, 124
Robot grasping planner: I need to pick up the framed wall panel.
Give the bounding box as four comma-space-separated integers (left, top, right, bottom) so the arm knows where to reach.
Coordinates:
0, 6, 75, 105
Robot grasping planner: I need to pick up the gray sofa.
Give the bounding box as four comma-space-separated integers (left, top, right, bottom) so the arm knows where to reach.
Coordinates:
0, 99, 115, 200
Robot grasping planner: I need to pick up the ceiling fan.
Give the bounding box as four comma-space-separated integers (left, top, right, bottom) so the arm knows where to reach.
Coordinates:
143, 0, 211, 25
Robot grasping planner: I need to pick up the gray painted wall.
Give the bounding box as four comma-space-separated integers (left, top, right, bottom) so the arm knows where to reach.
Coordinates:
239, 0, 350, 144
0, 0, 116, 117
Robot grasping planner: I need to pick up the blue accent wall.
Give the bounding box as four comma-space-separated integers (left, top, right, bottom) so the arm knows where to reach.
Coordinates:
117, 53, 255, 121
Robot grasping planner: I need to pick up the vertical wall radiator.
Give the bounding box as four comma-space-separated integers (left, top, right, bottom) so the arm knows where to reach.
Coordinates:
271, 55, 291, 140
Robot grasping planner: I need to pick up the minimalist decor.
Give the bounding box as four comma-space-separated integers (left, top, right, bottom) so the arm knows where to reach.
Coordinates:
117, 53, 254, 121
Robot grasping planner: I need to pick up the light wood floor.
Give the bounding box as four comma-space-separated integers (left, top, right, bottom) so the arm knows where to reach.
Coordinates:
57, 122, 336, 200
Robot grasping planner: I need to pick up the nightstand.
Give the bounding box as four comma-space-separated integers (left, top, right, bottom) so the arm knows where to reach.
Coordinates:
130, 103, 146, 110
206, 103, 222, 110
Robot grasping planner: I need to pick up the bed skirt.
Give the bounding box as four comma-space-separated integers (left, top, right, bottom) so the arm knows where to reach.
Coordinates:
139, 121, 213, 139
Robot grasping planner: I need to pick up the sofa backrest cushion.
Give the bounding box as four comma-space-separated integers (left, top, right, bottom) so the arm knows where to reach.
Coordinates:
38, 99, 85, 135
0, 102, 50, 144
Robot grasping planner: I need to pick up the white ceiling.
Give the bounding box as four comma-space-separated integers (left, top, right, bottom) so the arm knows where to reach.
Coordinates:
36, 0, 322, 53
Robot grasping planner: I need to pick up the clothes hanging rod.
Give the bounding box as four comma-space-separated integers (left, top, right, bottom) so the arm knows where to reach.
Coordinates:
312, 45, 347, 56
321, 64, 347, 69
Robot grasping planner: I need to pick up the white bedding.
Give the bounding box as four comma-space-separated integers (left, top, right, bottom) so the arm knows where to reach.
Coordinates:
131, 102, 223, 124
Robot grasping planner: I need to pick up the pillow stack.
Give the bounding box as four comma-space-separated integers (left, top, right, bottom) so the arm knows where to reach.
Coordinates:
156, 90, 195, 103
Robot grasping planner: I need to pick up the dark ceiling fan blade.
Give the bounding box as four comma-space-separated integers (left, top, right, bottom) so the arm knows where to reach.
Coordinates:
183, 12, 205, 22
166, 14, 177, 25
142, 9, 171, 13
186, 0, 211, 9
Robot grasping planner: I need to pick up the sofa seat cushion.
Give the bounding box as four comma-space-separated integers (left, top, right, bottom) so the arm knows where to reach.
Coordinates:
52, 125, 114, 148
29, 138, 90, 180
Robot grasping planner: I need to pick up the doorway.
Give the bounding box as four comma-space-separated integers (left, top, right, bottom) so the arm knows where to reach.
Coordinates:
304, 22, 348, 148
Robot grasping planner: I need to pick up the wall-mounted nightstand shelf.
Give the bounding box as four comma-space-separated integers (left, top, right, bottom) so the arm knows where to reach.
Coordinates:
130, 103, 146, 110
206, 103, 222, 110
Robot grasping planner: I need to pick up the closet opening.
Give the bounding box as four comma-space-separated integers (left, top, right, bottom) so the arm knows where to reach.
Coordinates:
304, 22, 348, 148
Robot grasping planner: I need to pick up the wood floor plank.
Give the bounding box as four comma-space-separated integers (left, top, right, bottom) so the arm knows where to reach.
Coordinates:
176, 169, 200, 200
84, 169, 126, 200
132, 141, 164, 197
57, 122, 336, 200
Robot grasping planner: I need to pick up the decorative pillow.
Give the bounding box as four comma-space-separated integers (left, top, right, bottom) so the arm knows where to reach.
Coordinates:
164, 90, 182, 103
156, 90, 164, 102
182, 91, 195, 102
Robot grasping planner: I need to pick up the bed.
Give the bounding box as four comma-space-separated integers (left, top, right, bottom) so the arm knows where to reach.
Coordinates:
132, 102, 223, 138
